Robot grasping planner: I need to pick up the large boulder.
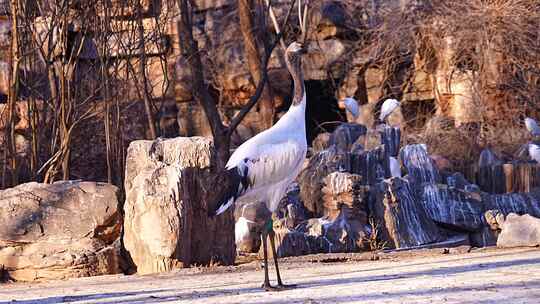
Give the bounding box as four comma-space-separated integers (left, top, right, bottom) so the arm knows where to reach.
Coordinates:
497, 213, 540, 248
0, 181, 122, 281
123, 137, 235, 274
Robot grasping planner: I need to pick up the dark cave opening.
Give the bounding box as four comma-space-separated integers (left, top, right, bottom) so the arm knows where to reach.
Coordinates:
304, 80, 346, 145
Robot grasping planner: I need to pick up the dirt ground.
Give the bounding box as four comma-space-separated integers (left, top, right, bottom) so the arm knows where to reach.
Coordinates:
1, 247, 540, 304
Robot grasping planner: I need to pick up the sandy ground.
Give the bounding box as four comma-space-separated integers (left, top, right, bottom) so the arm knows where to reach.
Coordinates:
1, 247, 540, 304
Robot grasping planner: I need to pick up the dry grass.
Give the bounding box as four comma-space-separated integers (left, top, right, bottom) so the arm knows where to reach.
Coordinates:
368, 217, 388, 252
343, 0, 540, 164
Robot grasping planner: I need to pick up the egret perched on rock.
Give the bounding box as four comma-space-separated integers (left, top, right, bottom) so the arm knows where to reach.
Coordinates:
529, 143, 540, 163
210, 42, 307, 291
525, 117, 540, 138
380, 98, 401, 123
342, 97, 360, 119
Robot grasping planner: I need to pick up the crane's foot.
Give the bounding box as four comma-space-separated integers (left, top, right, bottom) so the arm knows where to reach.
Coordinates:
277, 283, 297, 290
261, 283, 281, 292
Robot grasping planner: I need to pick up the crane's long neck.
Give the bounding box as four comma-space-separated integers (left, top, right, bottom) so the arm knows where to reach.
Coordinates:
290, 63, 305, 107
273, 56, 306, 132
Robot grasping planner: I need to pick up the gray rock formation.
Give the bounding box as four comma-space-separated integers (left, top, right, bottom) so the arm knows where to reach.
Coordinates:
328, 123, 367, 153
298, 146, 352, 217
400, 144, 441, 185
421, 184, 484, 231
0, 181, 122, 281
123, 137, 235, 274
372, 178, 444, 249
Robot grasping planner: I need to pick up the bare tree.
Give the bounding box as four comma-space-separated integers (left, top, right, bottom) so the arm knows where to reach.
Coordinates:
237, 0, 275, 129
176, 0, 295, 167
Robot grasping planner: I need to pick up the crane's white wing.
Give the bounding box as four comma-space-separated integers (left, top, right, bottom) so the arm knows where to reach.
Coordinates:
380, 99, 400, 121
214, 140, 306, 215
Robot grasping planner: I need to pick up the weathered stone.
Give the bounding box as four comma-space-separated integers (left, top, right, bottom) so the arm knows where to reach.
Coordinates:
497, 213, 540, 248
443, 172, 473, 190
194, 0, 231, 11
123, 137, 235, 274
0, 181, 122, 281
259, 227, 313, 259
95, 0, 158, 17
234, 201, 270, 253
484, 209, 505, 231
275, 183, 307, 230
372, 178, 444, 249
316, 172, 370, 251
380, 126, 401, 157
400, 144, 441, 185
421, 184, 484, 231
300, 214, 368, 254
304, 39, 349, 80
356, 128, 382, 152
298, 146, 351, 217
322, 172, 368, 221
477, 164, 506, 194
33, 16, 97, 61
328, 123, 367, 153
432, 36, 479, 126
478, 162, 540, 194
312, 1, 349, 41
483, 191, 540, 219
352, 145, 388, 185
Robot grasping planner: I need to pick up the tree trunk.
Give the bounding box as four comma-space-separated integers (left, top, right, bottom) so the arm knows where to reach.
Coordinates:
176, 0, 230, 167
135, 0, 158, 139
6, 0, 20, 186
238, 0, 274, 130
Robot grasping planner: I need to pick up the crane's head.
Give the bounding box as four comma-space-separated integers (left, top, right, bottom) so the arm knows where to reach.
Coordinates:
285, 41, 306, 72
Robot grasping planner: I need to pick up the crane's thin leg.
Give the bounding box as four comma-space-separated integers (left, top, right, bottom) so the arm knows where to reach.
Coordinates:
269, 228, 296, 289
261, 229, 278, 291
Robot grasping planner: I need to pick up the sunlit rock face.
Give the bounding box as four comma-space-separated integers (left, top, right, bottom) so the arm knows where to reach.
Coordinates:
497, 213, 540, 248
123, 137, 235, 274
0, 181, 123, 281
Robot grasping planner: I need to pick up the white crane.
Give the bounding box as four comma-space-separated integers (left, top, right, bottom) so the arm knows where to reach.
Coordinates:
342, 97, 360, 119
525, 117, 540, 138
210, 42, 307, 291
380, 98, 401, 123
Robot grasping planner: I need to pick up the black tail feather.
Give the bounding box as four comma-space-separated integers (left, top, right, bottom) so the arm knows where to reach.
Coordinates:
208, 166, 249, 217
